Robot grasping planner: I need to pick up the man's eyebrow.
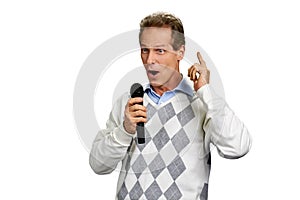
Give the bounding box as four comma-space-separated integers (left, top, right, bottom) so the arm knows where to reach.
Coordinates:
153, 44, 168, 48
140, 44, 168, 48
140, 44, 148, 48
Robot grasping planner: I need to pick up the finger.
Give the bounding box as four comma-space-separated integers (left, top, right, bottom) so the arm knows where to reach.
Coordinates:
128, 97, 143, 106
188, 65, 195, 77
188, 65, 196, 80
131, 112, 147, 121
132, 110, 147, 118
189, 67, 194, 80
190, 68, 195, 80
191, 67, 198, 81
190, 67, 195, 80
194, 69, 200, 81
197, 51, 204, 64
129, 104, 146, 112
133, 117, 148, 123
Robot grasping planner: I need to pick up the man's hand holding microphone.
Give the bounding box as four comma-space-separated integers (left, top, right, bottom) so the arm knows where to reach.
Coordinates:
123, 83, 147, 144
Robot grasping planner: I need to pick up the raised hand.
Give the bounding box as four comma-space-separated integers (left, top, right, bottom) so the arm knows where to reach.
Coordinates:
187, 52, 210, 91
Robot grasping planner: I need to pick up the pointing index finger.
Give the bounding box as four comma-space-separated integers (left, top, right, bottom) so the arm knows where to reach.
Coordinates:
197, 51, 204, 64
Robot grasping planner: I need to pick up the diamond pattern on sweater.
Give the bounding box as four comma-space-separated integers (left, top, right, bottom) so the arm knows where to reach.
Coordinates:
167, 156, 186, 180
147, 103, 157, 119
177, 104, 195, 127
149, 154, 166, 178
164, 182, 182, 200
158, 102, 176, 124
171, 128, 190, 153
145, 181, 163, 200
132, 154, 147, 178
117, 182, 128, 200
152, 127, 170, 151
129, 181, 143, 200
123, 94, 197, 199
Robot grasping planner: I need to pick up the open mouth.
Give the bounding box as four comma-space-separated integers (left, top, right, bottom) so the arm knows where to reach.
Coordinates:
148, 70, 159, 76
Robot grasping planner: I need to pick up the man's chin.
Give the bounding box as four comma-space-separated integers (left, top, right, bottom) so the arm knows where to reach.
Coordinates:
148, 80, 163, 87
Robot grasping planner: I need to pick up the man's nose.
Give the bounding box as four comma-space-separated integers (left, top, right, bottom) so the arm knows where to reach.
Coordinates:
146, 50, 156, 64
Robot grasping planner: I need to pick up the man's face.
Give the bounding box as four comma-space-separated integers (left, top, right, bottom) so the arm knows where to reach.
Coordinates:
140, 27, 183, 88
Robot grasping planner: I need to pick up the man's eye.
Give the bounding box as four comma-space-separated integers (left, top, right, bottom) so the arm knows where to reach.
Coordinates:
141, 48, 149, 54
156, 49, 165, 54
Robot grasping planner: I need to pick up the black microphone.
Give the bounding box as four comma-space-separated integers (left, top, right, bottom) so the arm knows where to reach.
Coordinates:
130, 83, 145, 144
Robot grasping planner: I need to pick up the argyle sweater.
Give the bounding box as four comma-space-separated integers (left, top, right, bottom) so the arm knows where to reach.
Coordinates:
89, 84, 252, 200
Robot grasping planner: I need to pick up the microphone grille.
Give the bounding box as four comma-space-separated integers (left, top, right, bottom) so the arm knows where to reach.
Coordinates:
130, 83, 144, 98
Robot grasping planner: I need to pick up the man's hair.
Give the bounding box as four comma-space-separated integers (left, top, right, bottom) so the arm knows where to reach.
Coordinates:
139, 12, 185, 50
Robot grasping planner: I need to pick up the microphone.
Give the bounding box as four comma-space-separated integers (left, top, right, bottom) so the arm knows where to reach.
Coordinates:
130, 83, 145, 144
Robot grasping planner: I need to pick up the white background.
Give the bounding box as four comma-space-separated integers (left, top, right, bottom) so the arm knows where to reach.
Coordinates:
1, 0, 300, 199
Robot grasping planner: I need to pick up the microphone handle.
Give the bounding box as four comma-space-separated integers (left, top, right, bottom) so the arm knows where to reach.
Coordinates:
136, 122, 145, 144
136, 100, 145, 144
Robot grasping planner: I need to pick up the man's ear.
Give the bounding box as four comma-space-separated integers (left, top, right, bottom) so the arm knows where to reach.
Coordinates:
177, 45, 185, 60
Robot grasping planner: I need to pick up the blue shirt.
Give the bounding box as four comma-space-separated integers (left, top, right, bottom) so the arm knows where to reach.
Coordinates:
145, 77, 194, 105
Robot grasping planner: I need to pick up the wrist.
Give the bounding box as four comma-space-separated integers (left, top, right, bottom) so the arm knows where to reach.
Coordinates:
113, 123, 135, 146
123, 121, 135, 135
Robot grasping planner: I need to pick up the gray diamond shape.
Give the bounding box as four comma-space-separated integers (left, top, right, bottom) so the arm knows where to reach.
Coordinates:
129, 181, 143, 200
200, 183, 208, 200
164, 182, 182, 200
171, 128, 190, 153
118, 182, 128, 200
177, 105, 195, 126
149, 154, 166, 178
132, 154, 147, 178
167, 156, 186, 180
147, 103, 157, 119
158, 102, 176, 124
145, 181, 163, 200
153, 127, 170, 151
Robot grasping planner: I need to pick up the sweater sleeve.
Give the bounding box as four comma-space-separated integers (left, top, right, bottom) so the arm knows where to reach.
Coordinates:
89, 93, 134, 174
196, 84, 252, 159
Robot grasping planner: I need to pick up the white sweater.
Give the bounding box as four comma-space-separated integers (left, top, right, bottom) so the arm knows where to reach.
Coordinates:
89, 84, 252, 200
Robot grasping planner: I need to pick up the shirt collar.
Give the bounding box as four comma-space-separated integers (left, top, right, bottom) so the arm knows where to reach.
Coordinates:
144, 75, 194, 97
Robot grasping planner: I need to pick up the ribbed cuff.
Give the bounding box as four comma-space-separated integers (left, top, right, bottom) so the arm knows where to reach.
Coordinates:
196, 84, 214, 103
113, 124, 135, 146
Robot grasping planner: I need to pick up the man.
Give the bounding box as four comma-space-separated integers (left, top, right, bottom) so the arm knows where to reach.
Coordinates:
89, 12, 251, 200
